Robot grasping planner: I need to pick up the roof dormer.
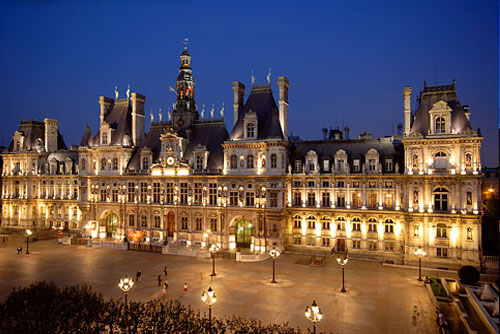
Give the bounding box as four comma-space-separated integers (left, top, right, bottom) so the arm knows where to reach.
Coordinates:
428, 100, 452, 135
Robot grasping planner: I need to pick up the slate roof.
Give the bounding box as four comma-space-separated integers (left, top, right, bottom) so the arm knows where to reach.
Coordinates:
8, 120, 67, 152
411, 82, 473, 136
290, 137, 403, 173
229, 85, 284, 140
80, 124, 93, 146
85, 98, 132, 146
127, 120, 228, 171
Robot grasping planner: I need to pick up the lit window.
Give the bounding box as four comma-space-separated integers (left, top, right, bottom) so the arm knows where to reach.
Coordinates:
435, 117, 445, 133
433, 187, 449, 211
246, 122, 255, 138
230, 155, 238, 169
271, 154, 277, 168
436, 223, 447, 238
247, 155, 254, 168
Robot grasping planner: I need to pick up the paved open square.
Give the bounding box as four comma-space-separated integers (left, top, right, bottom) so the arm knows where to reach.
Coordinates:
0, 236, 443, 333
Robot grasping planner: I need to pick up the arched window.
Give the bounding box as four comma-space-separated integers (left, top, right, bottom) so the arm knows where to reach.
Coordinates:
435, 151, 447, 157
293, 215, 301, 228
307, 216, 316, 229
433, 187, 449, 211
321, 216, 330, 230
100, 158, 106, 170
368, 218, 377, 232
142, 157, 149, 170
112, 157, 118, 170
230, 155, 238, 169
247, 154, 254, 168
434, 152, 448, 169
336, 216, 346, 230
271, 154, 277, 168
435, 117, 445, 133
80, 159, 86, 171
436, 223, 447, 238
352, 217, 361, 231
154, 215, 161, 228
384, 219, 394, 233
246, 122, 255, 138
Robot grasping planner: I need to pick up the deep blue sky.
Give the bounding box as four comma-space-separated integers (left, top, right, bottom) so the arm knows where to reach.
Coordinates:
0, 0, 498, 166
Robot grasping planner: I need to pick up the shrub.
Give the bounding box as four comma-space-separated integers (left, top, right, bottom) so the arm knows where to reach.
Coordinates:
0, 281, 310, 334
458, 265, 480, 285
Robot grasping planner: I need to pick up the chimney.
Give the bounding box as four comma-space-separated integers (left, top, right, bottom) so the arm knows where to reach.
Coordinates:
277, 76, 289, 139
131, 92, 146, 146
322, 128, 328, 140
343, 126, 350, 139
397, 123, 403, 136
403, 86, 412, 136
98, 96, 114, 126
44, 118, 58, 152
232, 81, 245, 127
463, 105, 470, 120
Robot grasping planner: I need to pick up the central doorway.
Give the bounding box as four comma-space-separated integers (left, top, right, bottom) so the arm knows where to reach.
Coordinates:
105, 213, 118, 238
235, 219, 253, 249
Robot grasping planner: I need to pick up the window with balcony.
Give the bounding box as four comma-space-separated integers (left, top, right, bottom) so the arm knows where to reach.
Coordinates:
433, 187, 449, 211
436, 223, 447, 238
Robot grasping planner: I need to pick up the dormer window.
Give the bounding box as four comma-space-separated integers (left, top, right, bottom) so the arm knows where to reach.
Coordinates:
142, 156, 150, 170
246, 122, 255, 138
112, 157, 119, 170
384, 159, 393, 171
102, 132, 108, 145
270, 154, 277, 168
368, 159, 376, 171
295, 160, 302, 172
196, 155, 203, 170
435, 117, 445, 134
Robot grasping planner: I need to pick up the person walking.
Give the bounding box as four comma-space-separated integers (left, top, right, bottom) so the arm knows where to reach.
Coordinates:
17, 247, 22, 255
136, 271, 142, 282
163, 265, 168, 277
157, 275, 162, 287
163, 281, 168, 291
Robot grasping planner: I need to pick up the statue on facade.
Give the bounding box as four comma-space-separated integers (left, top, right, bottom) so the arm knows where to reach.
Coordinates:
114, 86, 119, 100
251, 70, 255, 86
266, 67, 271, 85
150, 110, 154, 123
210, 104, 215, 118
220, 102, 224, 118
126, 84, 130, 99
158, 108, 163, 123
395, 162, 399, 173
201, 104, 205, 118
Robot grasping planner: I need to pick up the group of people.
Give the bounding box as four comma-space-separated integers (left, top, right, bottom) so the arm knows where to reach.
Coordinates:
135, 266, 174, 291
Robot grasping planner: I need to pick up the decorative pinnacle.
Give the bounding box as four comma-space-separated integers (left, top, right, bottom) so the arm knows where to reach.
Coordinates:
183, 37, 189, 50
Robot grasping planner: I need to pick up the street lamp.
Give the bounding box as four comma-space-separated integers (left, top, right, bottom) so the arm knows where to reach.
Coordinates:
118, 275, 134, 308
209, 243, 220, 276
305, 300, 323, 334
269, 247, 280, 283
201, 286, 217, 333
414, 248, 427, 281
25, 229, 32, 254
336, 254, 348, 293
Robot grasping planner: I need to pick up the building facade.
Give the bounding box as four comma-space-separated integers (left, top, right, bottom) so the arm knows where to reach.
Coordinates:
1, 48, 483, 269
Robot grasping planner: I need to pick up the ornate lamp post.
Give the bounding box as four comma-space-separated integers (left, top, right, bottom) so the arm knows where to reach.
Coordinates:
305, 300, 323, 334
269, 247, 280, 283
201, 286, 217, 333
118, 275, 134, 308
25, 229, 32, 254
209, 243, 220, 276
414, 248, 427, 281
336, 254, 348, 293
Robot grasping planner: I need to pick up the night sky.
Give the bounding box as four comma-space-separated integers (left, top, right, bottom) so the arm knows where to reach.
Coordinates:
0, 0, 498, 166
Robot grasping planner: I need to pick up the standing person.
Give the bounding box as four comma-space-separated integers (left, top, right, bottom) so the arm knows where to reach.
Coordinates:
163, 281, 168, 291
164, 265, 168, 277
157, 275, 162, 287
17, 247, 22, 255
138, 270, 142, 282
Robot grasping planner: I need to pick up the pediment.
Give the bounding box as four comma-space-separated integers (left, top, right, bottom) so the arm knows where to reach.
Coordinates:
430, 100, 452, 113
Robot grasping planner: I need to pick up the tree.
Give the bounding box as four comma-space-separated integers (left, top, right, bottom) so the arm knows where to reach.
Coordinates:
481, 194, 499, 256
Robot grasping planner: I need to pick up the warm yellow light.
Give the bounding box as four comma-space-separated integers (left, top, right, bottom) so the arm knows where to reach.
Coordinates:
118, 275, 134, 293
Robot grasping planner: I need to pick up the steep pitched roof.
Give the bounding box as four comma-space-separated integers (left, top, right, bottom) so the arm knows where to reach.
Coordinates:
229, 85, 284, 140
8, 120, 67, 152
80, 124, 92, 146
93, 98, 132, 145
186, 121, 228, 170
411, 82, 473, 136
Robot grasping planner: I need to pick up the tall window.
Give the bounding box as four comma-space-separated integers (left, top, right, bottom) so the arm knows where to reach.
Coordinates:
246, 122, 255, 138
307, 216, 316, 229
384, 219, 394, 234
195, 217, 203, 231
153, 183, 161, 203
293, 192, 301, 206
269, 192, 278, 207
321, 216, 330, 230
336, 217, 346, 230
368, 218, 377, 232
210, 218, 217, 232
128, 214, 135, 227
154, 215, 161, 228
180, 183, 188, 204
271, 154, 277, 168
322, 192, 330, 207
247, 155, 254, 168
436, 223, 447, 238
140, 182, 147, 202
433, 187, 449, 211
368, 193, 377, 208
196, 155, 203, 170
127, 182, 135, 202
142, 157, 149, 170
307, 193, 315, 207
181, 216, 188, 230
194, 183, 203, 204
165, 183, 174, 203
100, 158, 106, 170
230, 155, 238, 169
293, 215, 301, 228
112, 158, 118, 170
209, 183, 217, 205
245, 192, 255, 207
102, 132, 108, 145
435, 117, 445, 133
229, 191, 238, 206
80, 159, 86, 172
141, 214, 148, 228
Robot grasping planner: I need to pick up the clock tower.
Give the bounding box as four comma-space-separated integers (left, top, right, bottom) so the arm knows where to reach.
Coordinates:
172, 44, 198, 133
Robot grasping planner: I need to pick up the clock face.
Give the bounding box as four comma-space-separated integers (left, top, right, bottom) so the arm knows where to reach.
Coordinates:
166, 156, 175, 166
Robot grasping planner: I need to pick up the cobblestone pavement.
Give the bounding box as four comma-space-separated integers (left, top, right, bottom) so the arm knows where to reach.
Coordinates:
0, 236, 441, 333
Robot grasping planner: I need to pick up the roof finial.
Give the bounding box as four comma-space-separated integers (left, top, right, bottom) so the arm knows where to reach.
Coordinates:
183, 37, 189, 50
126, 84, 130, 99
220, 102, 225, 118
251, 70, 256, 86
266, 67, 271, 85
114, 86, 119, 100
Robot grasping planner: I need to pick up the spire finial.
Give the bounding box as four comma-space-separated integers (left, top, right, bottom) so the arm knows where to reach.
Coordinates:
251, 70, 255, 86
266, 67, 271, 85
183, 37, 189, 50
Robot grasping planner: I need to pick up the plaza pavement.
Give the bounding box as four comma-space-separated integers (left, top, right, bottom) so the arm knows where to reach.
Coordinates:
0, 236, 444, 333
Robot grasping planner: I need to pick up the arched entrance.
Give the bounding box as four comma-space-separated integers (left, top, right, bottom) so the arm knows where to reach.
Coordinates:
235, 219, 253, 249
166, 211, 175, 237
105, 213, 118, 238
